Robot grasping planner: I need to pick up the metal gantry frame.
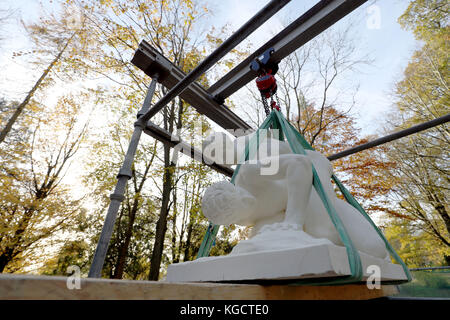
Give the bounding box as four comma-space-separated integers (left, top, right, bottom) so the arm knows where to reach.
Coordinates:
88, 0, 449, 278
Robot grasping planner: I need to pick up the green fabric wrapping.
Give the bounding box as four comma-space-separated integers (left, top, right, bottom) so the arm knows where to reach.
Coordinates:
196, 110, 410, 285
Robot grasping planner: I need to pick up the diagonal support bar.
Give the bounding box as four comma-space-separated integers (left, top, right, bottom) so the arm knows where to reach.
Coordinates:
137, 0, 291, 124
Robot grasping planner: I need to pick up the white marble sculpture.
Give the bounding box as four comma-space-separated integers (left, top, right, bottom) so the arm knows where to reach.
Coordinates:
201, 130, 389, 259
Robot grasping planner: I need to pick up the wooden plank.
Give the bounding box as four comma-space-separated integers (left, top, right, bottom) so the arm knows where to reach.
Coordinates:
0, 274, 398, 300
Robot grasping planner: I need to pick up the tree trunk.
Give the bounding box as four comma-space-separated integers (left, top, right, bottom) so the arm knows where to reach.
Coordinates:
171, 218, 179, 264
148, 145, 174, 280
171, 188, 180, 264
112, 197, 139, 279
0, 208, 35, 273
0, 33, 74, 144
0, 248, 14, 273
434, 202, 450, 239
148, 99, 182, 280
183, 222, 194, 262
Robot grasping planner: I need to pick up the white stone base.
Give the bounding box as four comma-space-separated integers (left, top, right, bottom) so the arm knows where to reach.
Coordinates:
166, 244, 408, 283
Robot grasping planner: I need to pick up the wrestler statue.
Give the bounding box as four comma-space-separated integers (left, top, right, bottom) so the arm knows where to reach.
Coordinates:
201, 131, 388, 259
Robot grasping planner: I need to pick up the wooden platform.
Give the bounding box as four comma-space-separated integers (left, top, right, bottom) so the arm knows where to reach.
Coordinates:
0, 274, 398, 300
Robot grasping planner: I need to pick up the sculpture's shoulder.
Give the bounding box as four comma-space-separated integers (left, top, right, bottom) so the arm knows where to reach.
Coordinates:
305, 150, 333, 176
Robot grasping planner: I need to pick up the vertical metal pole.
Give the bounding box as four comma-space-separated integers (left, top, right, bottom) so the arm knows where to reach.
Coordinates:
88, 75, 159, 278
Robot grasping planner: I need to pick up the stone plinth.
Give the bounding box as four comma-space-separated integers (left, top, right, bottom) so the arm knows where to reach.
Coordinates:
166, 243, 408, 283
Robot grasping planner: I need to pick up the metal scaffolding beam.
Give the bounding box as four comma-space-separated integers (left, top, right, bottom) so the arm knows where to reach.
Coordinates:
327, 113, 450, 161
132, 0, 369, 132
136, 0, 291, 125
208, 0, 367, 102
89, 76, 160, 278
132, 42, 449, 176
131, 41, 252, 131
144, 121, 234, 177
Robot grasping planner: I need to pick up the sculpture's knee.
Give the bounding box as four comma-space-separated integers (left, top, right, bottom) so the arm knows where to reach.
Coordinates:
285, 156, 312, 183
236, 162, 272, 186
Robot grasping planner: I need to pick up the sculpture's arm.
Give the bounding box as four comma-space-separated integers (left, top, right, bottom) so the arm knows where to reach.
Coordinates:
202, 131, 293, 166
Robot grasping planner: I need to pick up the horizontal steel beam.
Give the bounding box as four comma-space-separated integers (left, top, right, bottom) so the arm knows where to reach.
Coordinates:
328, 113, 450, 161
144, 121, 234, 177
136, 0, 291, 124
208, 0, 367, 102
132, 40, 252, 131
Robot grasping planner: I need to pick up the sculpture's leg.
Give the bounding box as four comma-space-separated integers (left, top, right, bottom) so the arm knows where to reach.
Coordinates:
238, 154, 313, 226
282, 155, 313, 226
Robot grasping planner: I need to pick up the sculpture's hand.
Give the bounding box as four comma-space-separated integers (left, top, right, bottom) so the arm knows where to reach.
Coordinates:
201, 181, 256, 226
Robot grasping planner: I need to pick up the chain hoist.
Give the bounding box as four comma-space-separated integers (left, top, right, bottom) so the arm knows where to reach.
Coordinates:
250, 48, 281, 116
